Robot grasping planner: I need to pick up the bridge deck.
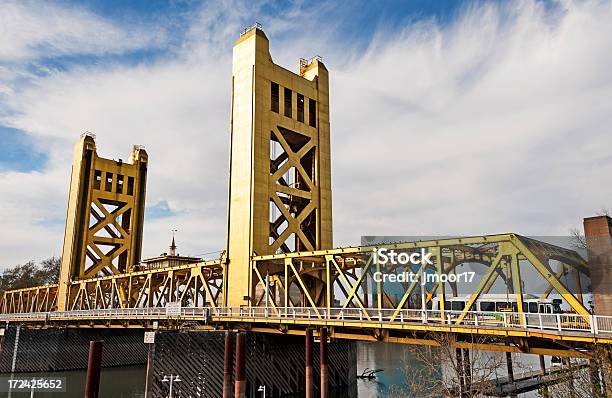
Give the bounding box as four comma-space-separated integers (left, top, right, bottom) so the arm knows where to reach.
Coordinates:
2, 307, 610, 357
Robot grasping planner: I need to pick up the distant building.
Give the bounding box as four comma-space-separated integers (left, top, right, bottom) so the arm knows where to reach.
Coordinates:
137, 237, 201, 270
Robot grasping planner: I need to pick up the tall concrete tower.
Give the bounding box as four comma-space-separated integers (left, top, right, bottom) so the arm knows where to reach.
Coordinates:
225, 26, 333, 307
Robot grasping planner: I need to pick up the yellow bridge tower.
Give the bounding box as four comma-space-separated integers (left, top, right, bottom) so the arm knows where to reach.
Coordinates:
57, 134, 148, 311
225, 25, 333, 307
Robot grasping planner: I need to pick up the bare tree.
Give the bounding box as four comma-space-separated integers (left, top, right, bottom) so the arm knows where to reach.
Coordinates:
569, 228, 587, 251
385, 333, 504, 397
543, 345, 612, 398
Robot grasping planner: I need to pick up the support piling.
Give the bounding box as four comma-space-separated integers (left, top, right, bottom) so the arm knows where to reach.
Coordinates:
305, 328, 314, 398
223, 331, 234, 398
320, 327, 329, 398
84, 340, 103, 398
234, 332, 246, 398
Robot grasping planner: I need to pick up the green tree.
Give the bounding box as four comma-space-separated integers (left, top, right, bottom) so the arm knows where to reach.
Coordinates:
0, 257, 61, 291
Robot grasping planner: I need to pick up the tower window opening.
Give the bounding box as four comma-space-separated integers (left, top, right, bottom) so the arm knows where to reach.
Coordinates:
284, 87, 292, 118
271, 82, 279, 113
297, 93, 304, 122
127, 176, 134, 196
116, 174, 124, 193
308, 98, 316, 127
105, 172, 113, 192
94, 170, 102, 190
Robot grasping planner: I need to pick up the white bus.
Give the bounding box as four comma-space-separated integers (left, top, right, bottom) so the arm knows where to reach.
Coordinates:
431, 294, 562, 314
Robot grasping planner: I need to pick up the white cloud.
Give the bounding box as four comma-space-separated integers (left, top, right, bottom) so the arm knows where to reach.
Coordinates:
330, 0, 612, 243
1, 57, 232, 265
0, 0, 164, 62
1, 0, 612, 267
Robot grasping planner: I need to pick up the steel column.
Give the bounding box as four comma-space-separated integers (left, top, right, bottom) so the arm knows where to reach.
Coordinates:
538, 354, 550, 397
144, 340, 155, 398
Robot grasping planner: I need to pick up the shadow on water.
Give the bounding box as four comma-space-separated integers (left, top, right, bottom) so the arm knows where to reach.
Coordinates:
357, 342, 434, 397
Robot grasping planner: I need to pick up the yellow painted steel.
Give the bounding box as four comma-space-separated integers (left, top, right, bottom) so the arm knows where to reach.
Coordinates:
250, 234, 594, 331
0, 284, 58, 314
2, 232, 599, 354
64, 260, 223, 310
57, 134, 148, 310
511, 251, 524, 325
225, 27, 333, 308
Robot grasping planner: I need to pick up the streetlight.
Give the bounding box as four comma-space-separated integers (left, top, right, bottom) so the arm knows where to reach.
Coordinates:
162, 374, 182, 398
258, 385, 266, 397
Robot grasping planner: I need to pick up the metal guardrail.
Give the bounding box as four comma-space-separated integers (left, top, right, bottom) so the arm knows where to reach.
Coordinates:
240, 22, 262, 36
0, 307, 611, 337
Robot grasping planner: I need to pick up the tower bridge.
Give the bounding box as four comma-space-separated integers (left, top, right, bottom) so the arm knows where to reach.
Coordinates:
0, 25, 611, 397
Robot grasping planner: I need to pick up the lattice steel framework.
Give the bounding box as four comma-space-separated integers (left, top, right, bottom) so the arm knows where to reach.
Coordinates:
1, 234, 590, 315
250, 234, 591, 319
64, 260, 223, 311
1, 284, 58, 314
225, 27, 332, 307
57, 134, 148, 310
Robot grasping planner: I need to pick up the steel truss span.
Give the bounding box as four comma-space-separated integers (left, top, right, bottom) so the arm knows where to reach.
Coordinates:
2, 234, 610, 357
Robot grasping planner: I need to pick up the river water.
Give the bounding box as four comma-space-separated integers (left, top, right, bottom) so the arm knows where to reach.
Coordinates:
5, 343, 542, 397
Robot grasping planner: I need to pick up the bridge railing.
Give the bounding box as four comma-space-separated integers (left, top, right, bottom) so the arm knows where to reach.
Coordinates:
210, 307, 612, 336
0, 307, 611, 336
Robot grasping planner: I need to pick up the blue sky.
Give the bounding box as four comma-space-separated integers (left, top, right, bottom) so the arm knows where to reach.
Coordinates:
0, 126, 47, 172
1, 0, 612, 267
0, 0, 535, 173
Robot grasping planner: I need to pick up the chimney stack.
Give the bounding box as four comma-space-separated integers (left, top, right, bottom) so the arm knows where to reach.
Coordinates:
584, 216, 612, 315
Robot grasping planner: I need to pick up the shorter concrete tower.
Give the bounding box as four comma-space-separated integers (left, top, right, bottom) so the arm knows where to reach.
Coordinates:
57, 134, 148, 310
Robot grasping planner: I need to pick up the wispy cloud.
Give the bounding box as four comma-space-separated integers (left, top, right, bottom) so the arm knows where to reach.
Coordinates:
0, 0, 165, 62
330, 0, 612, 242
